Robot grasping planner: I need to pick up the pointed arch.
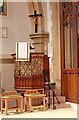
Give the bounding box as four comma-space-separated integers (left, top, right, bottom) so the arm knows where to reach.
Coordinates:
27, 1, 44, 33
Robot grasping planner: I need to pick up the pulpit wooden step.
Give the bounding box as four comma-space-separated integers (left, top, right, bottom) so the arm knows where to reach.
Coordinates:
50, 103, 71, 109
50, 96, 66, 104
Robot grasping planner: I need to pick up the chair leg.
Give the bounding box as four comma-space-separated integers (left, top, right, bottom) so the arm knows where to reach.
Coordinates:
43, 97, 46, 110
5, 99, 8, 115
24, 97, 27, 111
1, 99, 3, 113
20, 97, 23, 112
29, 98, 32, 112
16, 100, 18, 112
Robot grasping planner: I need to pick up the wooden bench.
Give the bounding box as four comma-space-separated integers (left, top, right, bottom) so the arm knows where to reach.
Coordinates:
1, 91, 23, 115
24, 89, 46, 112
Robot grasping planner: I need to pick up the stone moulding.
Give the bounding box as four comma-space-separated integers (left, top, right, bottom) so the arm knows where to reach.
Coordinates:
29, 33, 49, 39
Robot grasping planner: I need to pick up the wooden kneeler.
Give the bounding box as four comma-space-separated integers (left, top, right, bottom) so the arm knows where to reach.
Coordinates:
1, 91, 23, 115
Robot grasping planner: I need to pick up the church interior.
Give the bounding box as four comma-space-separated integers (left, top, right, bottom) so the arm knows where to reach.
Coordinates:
0, 0, 78, 118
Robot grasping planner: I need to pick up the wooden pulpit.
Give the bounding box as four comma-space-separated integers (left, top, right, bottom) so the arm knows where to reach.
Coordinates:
12, 53, 50, 95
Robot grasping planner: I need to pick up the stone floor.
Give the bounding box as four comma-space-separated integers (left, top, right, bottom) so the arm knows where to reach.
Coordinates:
0, 103, 78, 119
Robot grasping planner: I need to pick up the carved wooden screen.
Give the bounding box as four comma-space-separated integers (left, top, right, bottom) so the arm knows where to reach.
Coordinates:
62, 2, 74, 69
77, 2, 79, 68
60, 2, 79, 103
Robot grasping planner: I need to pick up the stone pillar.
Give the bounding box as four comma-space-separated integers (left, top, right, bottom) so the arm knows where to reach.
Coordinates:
50, 2, 61, 92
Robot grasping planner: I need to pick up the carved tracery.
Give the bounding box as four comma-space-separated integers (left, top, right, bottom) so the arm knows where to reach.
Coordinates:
62, 2, 73, 26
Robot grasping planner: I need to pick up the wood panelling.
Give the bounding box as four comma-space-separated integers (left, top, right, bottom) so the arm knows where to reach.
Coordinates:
76, 71, 79, 102
61, 73, 68, 98
61, 69, 79, 103
43, 55, 50, 81
14, 75, 44, 93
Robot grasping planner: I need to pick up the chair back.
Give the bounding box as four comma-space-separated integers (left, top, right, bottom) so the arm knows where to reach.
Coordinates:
25, 89, 39, 94
2, 91, 18, 96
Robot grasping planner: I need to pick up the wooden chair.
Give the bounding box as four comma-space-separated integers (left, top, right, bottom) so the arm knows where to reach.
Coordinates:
24, 89, 46, 112
1, 91, 23, 115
